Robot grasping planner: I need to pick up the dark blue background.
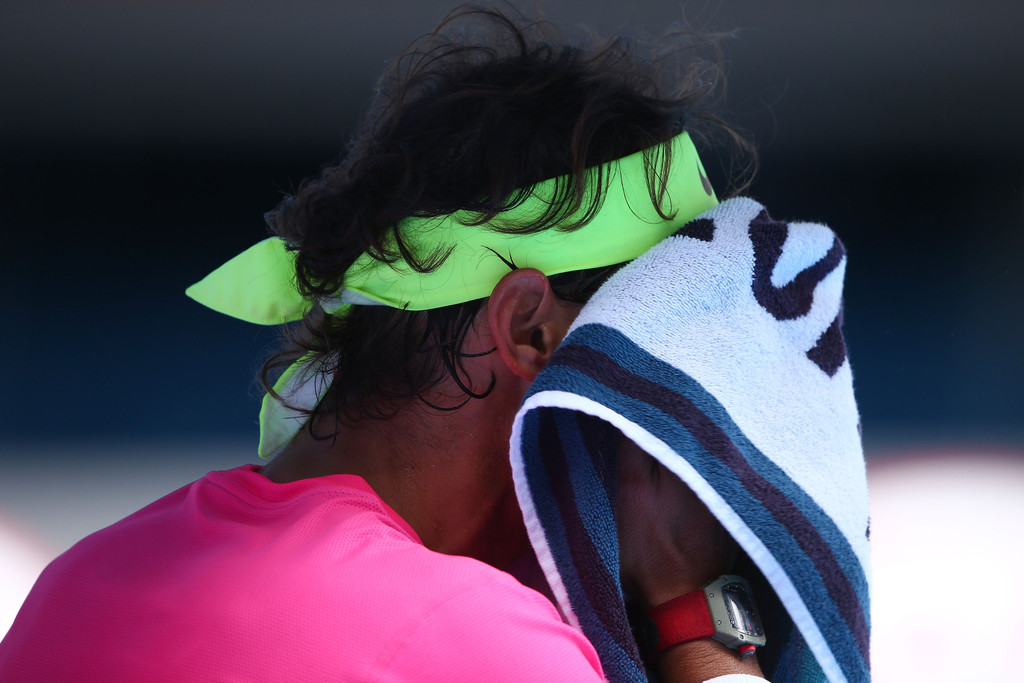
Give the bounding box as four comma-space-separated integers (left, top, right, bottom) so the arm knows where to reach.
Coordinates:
2, 0, 1021, 453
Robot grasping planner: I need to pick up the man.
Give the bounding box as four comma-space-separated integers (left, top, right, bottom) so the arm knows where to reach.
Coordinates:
0, 5, 766, 681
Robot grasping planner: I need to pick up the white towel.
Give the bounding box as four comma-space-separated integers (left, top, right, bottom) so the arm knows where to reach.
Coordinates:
510, 197, 871, 682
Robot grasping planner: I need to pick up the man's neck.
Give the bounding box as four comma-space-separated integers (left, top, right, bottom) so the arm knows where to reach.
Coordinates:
259, 388, 530, 568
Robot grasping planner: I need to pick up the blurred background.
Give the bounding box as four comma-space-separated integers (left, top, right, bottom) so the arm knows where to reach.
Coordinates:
1, 1, 1021, 679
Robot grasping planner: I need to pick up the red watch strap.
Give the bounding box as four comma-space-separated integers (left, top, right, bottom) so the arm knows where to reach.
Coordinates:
647, 590, 715, 654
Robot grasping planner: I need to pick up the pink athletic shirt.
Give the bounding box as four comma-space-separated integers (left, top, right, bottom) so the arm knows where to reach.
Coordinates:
0, 465, 605, 681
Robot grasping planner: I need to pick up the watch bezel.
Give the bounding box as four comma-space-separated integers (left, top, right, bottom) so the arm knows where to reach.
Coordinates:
702, 574, 767, 650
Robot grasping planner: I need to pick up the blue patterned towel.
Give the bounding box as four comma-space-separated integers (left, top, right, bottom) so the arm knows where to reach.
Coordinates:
510, 197, 871, 682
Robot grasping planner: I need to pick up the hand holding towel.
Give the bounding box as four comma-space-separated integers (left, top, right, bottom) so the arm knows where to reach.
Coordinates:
511, 197, 871, 682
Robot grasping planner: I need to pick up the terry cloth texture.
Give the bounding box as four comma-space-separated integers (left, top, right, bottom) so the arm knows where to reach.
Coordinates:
510, 197, 871, 683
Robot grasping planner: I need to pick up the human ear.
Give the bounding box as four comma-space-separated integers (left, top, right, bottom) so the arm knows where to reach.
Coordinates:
487, 268, 580, 380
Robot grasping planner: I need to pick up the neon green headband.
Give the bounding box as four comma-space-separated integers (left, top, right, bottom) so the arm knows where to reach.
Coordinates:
187, 131, 717, 457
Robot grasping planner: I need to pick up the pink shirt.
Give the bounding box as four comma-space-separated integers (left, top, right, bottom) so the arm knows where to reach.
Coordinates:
0, 465, 605, 681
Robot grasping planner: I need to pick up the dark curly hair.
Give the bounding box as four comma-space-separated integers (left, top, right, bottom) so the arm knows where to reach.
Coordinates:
261, 2, 754, 434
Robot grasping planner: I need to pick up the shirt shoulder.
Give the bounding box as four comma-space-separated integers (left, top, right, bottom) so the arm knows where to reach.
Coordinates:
2, 466, 605, 682
377, 565, 605, 682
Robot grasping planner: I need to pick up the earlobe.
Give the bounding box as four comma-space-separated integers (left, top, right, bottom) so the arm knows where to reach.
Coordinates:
487, 269, 578, 381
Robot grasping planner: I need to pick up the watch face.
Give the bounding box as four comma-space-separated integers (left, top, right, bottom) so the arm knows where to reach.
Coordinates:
721, 580, 764, 637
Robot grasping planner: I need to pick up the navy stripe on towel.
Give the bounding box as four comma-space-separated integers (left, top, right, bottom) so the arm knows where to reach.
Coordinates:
521, 323, 870, 681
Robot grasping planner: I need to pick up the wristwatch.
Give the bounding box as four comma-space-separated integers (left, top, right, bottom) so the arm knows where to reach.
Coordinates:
646, 574, 766, 656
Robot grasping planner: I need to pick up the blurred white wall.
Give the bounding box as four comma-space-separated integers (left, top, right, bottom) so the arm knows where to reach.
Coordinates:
868, 450, 1024, 681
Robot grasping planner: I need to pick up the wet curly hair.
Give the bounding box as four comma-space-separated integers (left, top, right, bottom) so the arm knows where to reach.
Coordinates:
261, 2, 754, 433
